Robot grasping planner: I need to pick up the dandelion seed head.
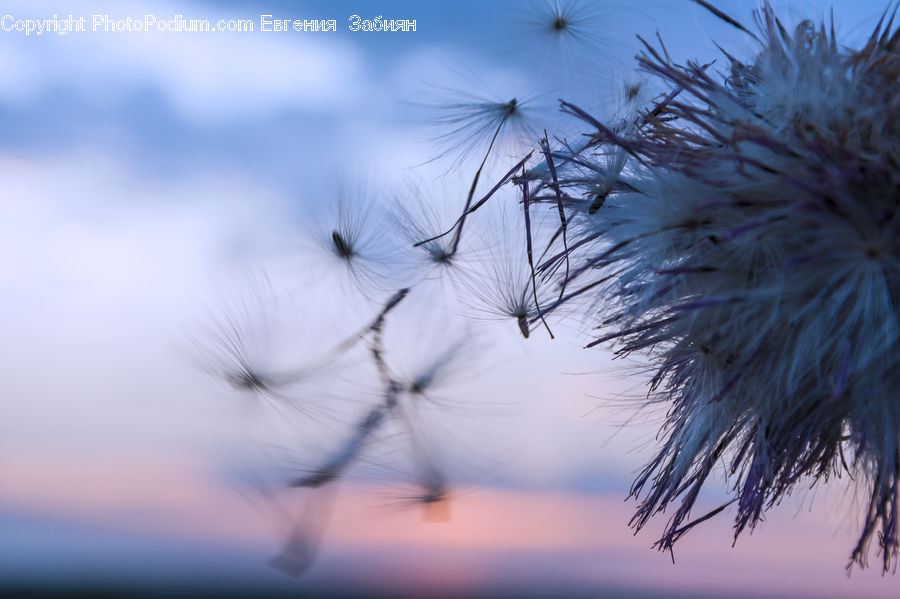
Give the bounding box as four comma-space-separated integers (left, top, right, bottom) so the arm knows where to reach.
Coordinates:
542, 1, 900, 572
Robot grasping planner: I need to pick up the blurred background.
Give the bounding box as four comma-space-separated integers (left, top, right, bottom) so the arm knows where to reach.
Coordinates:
2, 1, 898, 597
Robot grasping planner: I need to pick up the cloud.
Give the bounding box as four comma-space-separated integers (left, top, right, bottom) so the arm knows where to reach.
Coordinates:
0, 0, 365, 121
0, 449, 896, 598
0, 151, 293, 447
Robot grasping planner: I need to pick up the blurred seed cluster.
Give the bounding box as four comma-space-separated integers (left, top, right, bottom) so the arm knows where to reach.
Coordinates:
197, 0, 900, 575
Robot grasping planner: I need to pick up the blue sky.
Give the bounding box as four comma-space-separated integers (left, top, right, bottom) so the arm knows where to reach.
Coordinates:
1, 1, 898, 597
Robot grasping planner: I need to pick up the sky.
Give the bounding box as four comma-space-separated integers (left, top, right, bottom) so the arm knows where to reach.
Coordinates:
1, 1, 899, 597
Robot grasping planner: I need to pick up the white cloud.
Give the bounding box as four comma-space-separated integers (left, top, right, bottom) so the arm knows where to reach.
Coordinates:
0, 151, 293, 448
0, 0, 365, 121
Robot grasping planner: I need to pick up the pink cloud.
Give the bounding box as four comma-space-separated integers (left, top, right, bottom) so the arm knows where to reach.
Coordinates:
0, 447, 895, 598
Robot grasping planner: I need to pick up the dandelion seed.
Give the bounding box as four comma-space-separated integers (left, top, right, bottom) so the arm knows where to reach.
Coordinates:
412, 462, 451, 522
266, 489, 334, 578
623, 81, 644, 104
386, 412, 455, 523
522, 1, 615, 63
190, 271, 322, 418
326, 196, 391, 286
267, 525, 319, 578
300, 177, 402, 295
511, 0, 634, 100
412, 151, 535, 267
461, 198, 556, 338
388, 180, 465, 282
330, 230, 353, 260
364, 454, 454, 523
429, 87, 536, 264
226, 369, 271, 394
229, 456, 334, 579
395, 329, 475, 409
289, 404, 389, 489
285, 288, 411, 488
421, 86, 540, 172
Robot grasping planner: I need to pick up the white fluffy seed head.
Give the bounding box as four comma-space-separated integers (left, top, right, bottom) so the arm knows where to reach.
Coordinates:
543, 2, 900, 571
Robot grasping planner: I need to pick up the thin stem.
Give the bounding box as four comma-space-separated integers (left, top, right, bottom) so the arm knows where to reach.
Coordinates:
413, 151, 535, 248
522, 167, 554, 339
539, 132, 570, 301
448, 114, 509, 256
